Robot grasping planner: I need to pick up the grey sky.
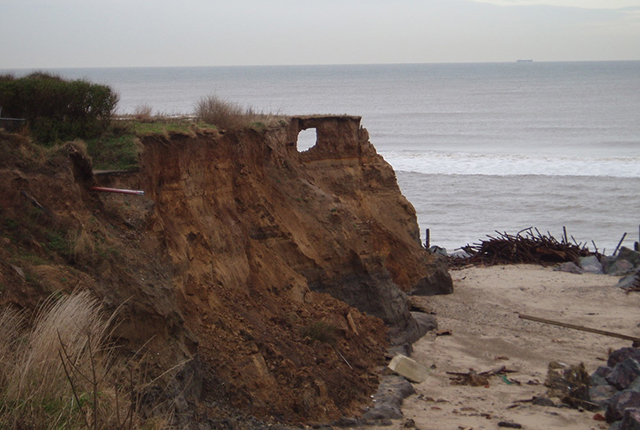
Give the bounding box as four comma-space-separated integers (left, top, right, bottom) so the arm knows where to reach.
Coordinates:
1, 0, 638, 68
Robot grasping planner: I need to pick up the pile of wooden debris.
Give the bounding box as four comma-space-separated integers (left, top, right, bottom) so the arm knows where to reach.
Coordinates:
456, 228, 599, 267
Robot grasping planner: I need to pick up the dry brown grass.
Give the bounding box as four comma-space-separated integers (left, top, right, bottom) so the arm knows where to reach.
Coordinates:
70, 228, 97, 265
194, 94, 286, 131
132, 105, 153, 122
194, 95, 247, 130
0, 291, 132, 429
0, 290, 186, 429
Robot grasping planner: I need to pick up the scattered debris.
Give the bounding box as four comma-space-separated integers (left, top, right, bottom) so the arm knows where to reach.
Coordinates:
403, 418, 416, 428
435, 329, 452, 337
497, 421, 523, 429
545, 361, 597, 411
447, 366, 518, 387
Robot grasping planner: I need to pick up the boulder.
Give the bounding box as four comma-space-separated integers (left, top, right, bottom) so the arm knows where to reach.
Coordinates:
554, 262, 584, 274
608, 348, 640, 368
579, 255, 604, 274
606, 391, 640, 423
411, 257, 453, 296
619, 248, 640, 267
362, 375, 415, 421
589, 384, 617, 409
606, 359, 640, 391
618, 271, 640, 289
620, 408, 640, 430
604, 247, 640, 276
592, 365, 613, 386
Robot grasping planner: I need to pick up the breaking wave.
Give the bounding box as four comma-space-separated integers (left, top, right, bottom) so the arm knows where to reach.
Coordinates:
381, 150, 640, 178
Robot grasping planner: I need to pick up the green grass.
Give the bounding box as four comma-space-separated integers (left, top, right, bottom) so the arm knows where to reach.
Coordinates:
129, 120, 208, 136
85, 134, 141, 171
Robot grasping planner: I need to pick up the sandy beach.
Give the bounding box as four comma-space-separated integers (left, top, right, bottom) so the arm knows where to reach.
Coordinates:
374, 264, 640, 430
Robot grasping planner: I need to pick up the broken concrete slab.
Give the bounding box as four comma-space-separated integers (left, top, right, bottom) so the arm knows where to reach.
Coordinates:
388, 354, 431, 383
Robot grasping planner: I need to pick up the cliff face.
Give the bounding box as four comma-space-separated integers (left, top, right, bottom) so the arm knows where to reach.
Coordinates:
0, 117, 451, 424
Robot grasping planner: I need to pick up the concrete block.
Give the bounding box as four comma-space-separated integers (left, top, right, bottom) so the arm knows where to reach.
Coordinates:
388, 354, 430, 383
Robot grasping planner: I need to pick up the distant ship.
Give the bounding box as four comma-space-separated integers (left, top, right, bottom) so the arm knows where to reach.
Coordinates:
517, 59, 533, 62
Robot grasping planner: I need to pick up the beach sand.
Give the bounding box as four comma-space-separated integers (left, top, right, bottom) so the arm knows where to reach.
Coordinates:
373, 264, 640, 430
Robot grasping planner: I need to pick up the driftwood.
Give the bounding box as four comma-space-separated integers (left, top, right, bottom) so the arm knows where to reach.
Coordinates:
456, 228, 597, 267
518, 314, 640, 344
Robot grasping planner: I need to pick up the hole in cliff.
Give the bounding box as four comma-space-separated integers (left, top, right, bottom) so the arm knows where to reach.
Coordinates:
297, 128, 317, 152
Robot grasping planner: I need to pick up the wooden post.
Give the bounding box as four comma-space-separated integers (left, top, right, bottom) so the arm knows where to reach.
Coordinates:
614, 232, 628, 256
562, 226, 568, 244
425, 228, 430, 249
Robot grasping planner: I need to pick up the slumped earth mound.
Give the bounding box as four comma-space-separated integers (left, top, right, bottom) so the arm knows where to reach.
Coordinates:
0, 116, 451, 425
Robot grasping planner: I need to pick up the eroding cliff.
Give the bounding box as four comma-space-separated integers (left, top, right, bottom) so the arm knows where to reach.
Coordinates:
0, 116, 451, 425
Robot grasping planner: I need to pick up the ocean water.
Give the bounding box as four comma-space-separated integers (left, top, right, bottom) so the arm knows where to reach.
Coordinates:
4, 62, 640, 253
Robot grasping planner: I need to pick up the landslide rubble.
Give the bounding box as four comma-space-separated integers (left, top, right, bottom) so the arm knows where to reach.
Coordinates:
0, 116, 451, 426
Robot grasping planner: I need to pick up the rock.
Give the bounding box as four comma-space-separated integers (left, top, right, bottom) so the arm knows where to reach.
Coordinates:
608, 348, 640, 368
628, 377, 640, 393
333, 417, 359, 427
580, 255, 604, 274
619, 248, 640, 267
411, 257, 453, 296
362, 375, 416, 421
606, 391, 640, 423
449, 249, 471, 259
428, 246, 448, 257
606, 359, 640, 391
592, 366, 614, 386
610, 421, 623, 430
607, 259, 636, 276
619, 272, 640, 289
590, 384, 617, 408
621, 408, 640, 430
388, 354, 431, 383
410, 311, 438, 338
554, 262, 584, 274
603, 248, 640, 276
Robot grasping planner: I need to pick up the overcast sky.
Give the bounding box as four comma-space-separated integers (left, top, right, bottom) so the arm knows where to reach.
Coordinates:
1, 0, 639, 68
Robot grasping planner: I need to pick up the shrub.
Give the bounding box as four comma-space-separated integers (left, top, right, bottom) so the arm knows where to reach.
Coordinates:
0, 72, 119, 144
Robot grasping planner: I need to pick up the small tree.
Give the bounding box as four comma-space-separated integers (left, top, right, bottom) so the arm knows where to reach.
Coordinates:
0, 72, 119, 144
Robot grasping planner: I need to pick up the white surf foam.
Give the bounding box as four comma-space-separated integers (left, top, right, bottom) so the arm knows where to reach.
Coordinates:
380, 150, 640, 178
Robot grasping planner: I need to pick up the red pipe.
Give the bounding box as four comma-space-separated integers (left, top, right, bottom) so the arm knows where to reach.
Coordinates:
89, 187, 145, 196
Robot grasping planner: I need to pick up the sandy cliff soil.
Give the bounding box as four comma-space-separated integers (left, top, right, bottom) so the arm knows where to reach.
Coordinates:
370, 264, 639, 430
0, 117, 450, 426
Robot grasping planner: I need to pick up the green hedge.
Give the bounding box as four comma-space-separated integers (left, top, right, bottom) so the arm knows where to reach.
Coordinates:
0, 72, 119, 144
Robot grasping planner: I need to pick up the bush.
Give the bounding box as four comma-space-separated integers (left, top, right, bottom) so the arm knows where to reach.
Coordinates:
0, 72, 119, 144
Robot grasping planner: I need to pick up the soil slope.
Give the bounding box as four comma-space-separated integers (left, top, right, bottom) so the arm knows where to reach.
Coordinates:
0, 116, 450, 425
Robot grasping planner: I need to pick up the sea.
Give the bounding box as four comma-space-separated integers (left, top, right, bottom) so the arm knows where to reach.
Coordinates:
3, 62, 640, 254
